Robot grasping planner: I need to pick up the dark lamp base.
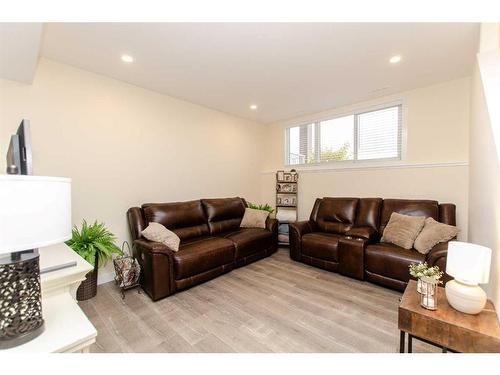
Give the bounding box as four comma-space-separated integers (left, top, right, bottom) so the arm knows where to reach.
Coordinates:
0, 249, 45, 349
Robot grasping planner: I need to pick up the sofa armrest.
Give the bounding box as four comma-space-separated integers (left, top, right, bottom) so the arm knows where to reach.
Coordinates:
345, 226, 378, 242
426, 241, 452, 283
134, 239, 174, 255
426, 241, 449, 265
266, 217, 279, 233
133, 239, 175, 300
288, 220, 315, 261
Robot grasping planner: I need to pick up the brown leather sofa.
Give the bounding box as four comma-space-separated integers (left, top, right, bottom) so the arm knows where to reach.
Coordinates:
289, 197, 456, 292
127, 197, 278, 301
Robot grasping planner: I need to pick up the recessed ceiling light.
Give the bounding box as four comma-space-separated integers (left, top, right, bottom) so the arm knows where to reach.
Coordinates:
250, 104, 258, 110
121, 54, 134, 63
389, 55, 402, 64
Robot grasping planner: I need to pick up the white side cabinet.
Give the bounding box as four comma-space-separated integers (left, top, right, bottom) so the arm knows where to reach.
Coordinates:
3, 243, 98, 353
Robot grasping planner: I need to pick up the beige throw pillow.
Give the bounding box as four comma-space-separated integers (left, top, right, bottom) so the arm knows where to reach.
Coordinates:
240, 208, 269, 229
141, 222, 180, 251
414, 217, 459, 254
381, 212, 426, 249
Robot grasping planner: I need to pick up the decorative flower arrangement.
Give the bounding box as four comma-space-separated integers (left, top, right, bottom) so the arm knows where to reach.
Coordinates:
409, 262, 444, 295
409, 262, 444, 282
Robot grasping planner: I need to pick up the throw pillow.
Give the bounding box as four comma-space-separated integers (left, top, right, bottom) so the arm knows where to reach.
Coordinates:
413, 217, 459, 254
141, 222, 180, 252
240, 208, 269, 229
381, 212, 426, 249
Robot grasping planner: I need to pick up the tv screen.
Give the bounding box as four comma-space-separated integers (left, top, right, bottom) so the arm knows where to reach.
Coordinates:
6, 119, 32, 175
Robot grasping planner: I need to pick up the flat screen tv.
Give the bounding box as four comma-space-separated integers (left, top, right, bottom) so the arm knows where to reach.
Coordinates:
6, 119, 32, 175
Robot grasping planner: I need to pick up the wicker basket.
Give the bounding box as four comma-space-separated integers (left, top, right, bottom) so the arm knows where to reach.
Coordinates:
76, 256, 98, 301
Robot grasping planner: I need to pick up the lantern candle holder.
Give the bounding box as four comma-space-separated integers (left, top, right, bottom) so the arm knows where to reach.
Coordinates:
420, 276, 439, 310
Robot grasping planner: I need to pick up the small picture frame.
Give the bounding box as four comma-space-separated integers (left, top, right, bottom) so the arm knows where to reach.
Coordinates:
277, 194, 296, 206
277, 170, 285, 181
284, 173, 292, 182
277, 183, 296, 193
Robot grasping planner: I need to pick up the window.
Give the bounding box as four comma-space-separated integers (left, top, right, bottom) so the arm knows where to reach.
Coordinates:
285, 104, 402, 165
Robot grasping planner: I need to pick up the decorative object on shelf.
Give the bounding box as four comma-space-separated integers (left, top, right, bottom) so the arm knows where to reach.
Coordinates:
0, 175, 71, 349
276, 182, 297, 193
113, 241, 141, 299
275, 169, 298, 245
277, 170, 284, 181
66, 220, 123, 301
409, 262, 444, 295
445, 241, 492, 315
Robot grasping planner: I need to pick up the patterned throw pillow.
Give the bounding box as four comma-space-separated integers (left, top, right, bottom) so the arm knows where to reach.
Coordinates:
381, 212, 426, 249
240, 208, 269, 229
141, 222, 180, 251
414, 217, 459, 254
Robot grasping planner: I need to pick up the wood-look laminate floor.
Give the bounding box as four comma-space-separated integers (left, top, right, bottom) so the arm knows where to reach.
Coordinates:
80, 249, 438, 353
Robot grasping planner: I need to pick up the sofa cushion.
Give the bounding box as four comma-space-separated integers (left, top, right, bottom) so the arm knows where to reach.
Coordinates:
301, 232, 342, 262
201, 197, 246, 234
240, 208, 269, 229
222, 228, 273, 260
413, 217, 459, 254
355, 198, 383, 231
141, 222, 180, 251
365, 242, 425, 282
381, 212, 426, 249
316, 197, 359, 234
379, 199, 439, 234
173, 237, 235, 280
142, 200, 209, 240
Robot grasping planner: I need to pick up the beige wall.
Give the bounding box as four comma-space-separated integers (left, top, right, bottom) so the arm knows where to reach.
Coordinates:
468, 24, 500, 317
0, 58, 265, 282
261, 78, 471, 238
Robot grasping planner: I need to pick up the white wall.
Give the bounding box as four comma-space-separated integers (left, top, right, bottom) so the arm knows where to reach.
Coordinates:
0, 58, 265, 283
261, 78, 471, 239
468, 23, 500, 317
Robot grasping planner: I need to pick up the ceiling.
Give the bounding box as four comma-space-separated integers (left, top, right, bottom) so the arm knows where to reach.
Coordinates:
7, 23, 481, 123
0, 23, 42, 83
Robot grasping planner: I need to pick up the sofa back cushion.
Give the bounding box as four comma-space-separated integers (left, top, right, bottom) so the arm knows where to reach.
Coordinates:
379, 199, 439, 234
142, 200, 209, 240
309, 198, 323, 222
201, 197, 246, 234
355, 198, 383, 231
316, 197, 359, 234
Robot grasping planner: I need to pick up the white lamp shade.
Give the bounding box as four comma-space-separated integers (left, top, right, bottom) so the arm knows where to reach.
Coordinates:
0, 175, 72, 254
446, 241, 491, 284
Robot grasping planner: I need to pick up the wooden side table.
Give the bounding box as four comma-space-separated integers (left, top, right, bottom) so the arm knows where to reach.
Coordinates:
398, 280, 500, 353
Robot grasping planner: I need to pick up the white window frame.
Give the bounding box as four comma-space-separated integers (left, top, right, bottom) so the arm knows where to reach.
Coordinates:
284, 101, 406, 167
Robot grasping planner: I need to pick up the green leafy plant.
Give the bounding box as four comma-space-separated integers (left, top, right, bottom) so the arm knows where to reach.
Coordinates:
409, 262, 444, 282
247, 202, 274, 214
66, 220, 123, 268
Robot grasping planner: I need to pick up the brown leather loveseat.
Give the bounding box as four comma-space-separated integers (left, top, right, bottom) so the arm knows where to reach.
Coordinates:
289, 197, 456, 292
127, 197, 278, 301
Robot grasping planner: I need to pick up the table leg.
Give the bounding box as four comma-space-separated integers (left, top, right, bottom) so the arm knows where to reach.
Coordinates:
408, 334, 413, 353
399, 331, 405, 353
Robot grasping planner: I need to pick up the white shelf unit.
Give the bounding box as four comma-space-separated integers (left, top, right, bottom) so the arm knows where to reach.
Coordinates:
275, 170, 298, 246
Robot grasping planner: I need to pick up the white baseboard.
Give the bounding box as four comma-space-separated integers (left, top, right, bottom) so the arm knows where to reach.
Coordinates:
97, 271, 115, 285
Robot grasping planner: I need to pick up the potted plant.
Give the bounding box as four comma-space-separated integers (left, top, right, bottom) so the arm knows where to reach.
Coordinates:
247, 202, 275, 215
409, 262, 444, 294
66, 220, 123, 301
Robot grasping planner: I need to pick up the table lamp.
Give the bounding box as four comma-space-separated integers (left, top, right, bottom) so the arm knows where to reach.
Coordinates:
445, 241, 492, 315
0, 175, 71, 349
